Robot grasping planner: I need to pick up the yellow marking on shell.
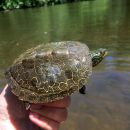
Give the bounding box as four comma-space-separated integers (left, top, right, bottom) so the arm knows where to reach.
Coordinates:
35, 66, 43, 75
71, 71, 77, 85
42, 81, 50, 93
51, 86, 55, 93
78, 78, 87, 87
54, 59, 66, 67
32, 77, 38, 82
18, 79, 24, 85
51, 82, 59, 92
66, 79, 77, 90
57, 82, 64, 91
48, 85, 55, 93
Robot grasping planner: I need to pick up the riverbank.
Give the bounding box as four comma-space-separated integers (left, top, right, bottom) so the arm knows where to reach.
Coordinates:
0, 0, 91, 11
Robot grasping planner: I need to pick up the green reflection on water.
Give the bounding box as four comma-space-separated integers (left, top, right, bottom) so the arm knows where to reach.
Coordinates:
0, 0, 130, 130
0, 0, 129, 70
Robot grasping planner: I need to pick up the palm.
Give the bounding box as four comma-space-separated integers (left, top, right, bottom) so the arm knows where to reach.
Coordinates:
0, 85, 70, 130
1, 86, 41, 130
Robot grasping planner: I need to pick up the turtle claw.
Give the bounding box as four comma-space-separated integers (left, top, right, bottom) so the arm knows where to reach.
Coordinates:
25, 102, 31, 110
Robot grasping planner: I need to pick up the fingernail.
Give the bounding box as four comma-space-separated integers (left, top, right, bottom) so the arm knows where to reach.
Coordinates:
29, 112, 39, 118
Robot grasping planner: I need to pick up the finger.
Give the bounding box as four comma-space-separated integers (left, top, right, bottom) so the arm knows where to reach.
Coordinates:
29, 113, 60, 130
31, 96, 71, 109
31, 107, 68, 123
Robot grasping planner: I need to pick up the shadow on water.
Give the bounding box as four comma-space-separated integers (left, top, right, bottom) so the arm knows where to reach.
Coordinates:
0, 0, 130, 130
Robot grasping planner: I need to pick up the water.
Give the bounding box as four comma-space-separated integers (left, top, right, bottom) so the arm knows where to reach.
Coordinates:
0, 0, 130, 130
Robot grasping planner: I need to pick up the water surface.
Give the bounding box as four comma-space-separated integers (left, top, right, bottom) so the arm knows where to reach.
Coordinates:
0, 0, 130, 130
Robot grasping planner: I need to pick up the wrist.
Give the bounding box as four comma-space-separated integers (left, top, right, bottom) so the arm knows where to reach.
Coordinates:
0, 119, 16, 130
0, 91, 16, 130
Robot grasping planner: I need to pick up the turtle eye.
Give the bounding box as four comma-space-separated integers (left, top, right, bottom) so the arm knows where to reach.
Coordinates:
100, 51, 103, 56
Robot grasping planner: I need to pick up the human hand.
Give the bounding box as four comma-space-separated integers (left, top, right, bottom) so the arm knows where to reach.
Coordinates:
30, 96, 70, 130
0, 85, 71, 130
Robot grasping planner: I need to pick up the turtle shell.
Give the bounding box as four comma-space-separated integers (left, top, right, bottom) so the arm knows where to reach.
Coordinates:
5, 41, 92, 103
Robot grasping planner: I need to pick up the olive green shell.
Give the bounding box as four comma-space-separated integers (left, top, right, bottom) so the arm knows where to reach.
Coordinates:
5, 41, 92, 103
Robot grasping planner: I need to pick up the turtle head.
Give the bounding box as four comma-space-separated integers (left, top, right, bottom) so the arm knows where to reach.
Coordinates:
91, 48, 107, 67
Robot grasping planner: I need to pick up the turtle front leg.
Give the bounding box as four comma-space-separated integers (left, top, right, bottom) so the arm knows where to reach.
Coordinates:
79, 85, 86, 94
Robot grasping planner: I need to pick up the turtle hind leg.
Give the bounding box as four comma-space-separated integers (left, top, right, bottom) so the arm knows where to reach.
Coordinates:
79, 85, 86, 94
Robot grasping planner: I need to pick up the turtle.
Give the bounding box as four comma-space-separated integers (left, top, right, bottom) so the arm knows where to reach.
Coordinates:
5, 41, 107, 109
